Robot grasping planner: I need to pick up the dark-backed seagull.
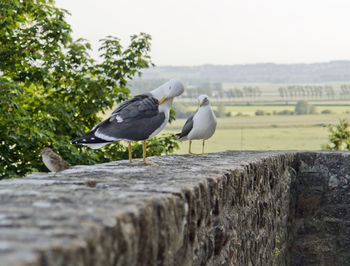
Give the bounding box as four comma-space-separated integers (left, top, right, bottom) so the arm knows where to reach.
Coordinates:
71, 79, 184, 164
176, 95, 217, 155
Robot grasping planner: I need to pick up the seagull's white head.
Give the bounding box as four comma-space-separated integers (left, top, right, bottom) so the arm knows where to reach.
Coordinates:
198, 94, 210, 107
151, 79, 185, 105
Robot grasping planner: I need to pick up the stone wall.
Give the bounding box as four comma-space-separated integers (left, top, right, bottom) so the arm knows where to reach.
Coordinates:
0, 151, 349, 266
289, 152, 350, 265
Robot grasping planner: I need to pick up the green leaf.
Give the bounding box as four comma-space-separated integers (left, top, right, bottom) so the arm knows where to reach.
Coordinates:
0, 1, 177, 179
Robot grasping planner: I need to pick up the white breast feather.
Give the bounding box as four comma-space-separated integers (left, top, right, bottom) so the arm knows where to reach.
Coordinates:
148, 110, 169, 138
187, 106, 217, 140
148, 98, 172, 138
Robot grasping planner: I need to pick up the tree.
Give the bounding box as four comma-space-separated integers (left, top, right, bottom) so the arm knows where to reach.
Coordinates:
324, 85, 335, 100
294, 101, 316, 115
278, 87, 286, 99
0, 0, 178, 179
323, 119, 350, 150
216, 103, 226, 117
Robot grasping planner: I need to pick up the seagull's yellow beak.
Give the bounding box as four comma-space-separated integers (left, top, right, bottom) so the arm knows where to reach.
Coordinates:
200, 102, 204, 107
158, 96, 167, 105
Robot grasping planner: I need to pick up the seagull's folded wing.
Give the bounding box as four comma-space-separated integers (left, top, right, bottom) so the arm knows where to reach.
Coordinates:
176, 115, 194, 139
95, 94, 166, 141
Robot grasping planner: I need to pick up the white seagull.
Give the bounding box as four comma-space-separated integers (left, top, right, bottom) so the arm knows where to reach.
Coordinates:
71, 79, 185, 164
176, 95, 217, 155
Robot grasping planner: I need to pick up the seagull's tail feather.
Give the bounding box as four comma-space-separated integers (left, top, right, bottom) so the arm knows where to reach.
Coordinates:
173, 132, 182, 139
71, 131, 113, 150
174, 132, 186, 141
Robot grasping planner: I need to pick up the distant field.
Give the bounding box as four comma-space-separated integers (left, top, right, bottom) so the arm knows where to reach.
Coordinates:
165, 126, 327, 154
100, 100, 350, 153
164, 113, 350, 154
179, 101, 350, 116
222, 105, 350, 116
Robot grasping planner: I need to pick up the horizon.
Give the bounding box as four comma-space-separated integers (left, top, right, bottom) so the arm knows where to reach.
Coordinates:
136, 60, 350, 84
148, 60, 350, 68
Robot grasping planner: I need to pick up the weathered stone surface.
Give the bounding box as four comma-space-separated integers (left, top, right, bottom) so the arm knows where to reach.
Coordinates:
289, 152, 350, 266
0, 151, 349, 266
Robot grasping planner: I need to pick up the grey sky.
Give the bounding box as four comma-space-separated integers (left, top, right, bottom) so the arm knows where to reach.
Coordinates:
55, 0, 350, 66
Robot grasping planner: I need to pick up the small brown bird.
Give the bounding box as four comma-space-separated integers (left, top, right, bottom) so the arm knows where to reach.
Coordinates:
40, 147, 71, 172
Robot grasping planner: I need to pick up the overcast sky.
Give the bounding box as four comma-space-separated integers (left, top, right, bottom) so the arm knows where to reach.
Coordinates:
55, 0, 350, 66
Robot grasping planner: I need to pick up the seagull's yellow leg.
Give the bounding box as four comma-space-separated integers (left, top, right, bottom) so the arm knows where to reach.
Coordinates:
128, 142, 133, 163
142, 140, 154, 165
189, 140, 196, 155
201, 140, 208, 156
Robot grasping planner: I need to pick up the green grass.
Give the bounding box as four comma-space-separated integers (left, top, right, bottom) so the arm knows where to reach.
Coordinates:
166, 126, 328, 154
165, 114, 350, 154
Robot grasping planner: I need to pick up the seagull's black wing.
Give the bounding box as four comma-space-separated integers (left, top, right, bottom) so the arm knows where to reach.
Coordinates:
110, 94, 159, 122
176, 115, 194, 139
72, 94, 165, 144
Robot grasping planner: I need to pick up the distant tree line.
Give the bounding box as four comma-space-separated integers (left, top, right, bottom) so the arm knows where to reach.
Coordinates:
216, 87, 261, 99
181, 85, 261, 100
131, 79, 350, 101
278, 85, 336, 99
173, 102, 231, 118
181, 82, 221, 98
340, 84, 350, 97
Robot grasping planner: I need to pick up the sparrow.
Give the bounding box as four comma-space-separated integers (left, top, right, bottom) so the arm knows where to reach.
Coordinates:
40, 147, 71, 172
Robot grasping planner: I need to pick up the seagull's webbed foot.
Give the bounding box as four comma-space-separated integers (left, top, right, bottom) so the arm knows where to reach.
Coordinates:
142, 160, 156, 165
